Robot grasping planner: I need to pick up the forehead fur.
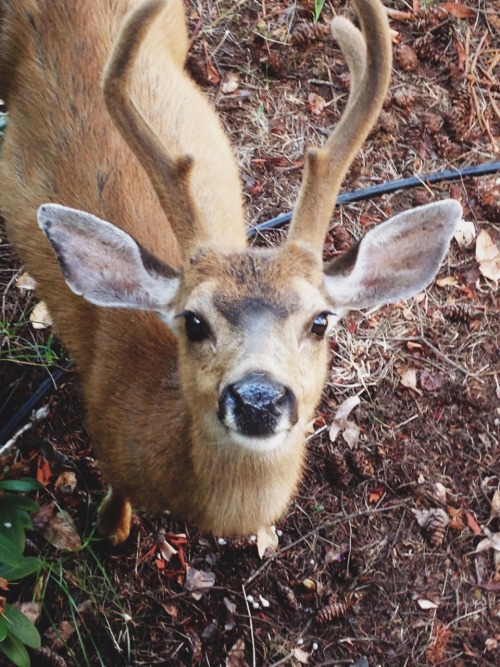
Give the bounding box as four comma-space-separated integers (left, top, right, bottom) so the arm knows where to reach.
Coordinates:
187, 244, 322, 289
182, 244, 324, 322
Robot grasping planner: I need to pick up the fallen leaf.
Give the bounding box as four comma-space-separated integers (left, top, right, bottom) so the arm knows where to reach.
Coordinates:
34, 506, 82, 551
440, 3, 476, 19
420, 371, 444, 392
417, 598, 440, 610
454, 219, 476, 248
399, 367, 419, 390
476, 532, 500, 554
45, 620, 75, 650
203, 42, 221, 85
16, 271, 37, 291
466, 511, 483, 536
36, 456, 52, 486
329, 395, 360, 443
368, 485, 385, 504
30, 300, 53, 329
256, 524, 278, 559
292, 647, 310, 664
159, 539, 177, 563
15, 601, 41, 625
476, 229, 500, 282
220, 71, 240, 94
226, 638, 249, 667
184, 567, 215, 600
435, 275, 458, 287
490, 490, 500, 521
308, 92, 326, 115
54, 471, 77, 495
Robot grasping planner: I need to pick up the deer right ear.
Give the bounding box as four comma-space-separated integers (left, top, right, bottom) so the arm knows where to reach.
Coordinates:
323, 200, 462, 313
38, 204, 180, 325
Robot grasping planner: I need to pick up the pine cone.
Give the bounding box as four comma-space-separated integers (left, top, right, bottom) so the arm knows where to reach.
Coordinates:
315, 596, 348, 624
348, 450, 375, 479
442, 304, 478, 324
326, 450, 352, 487
393, 88, 416, 111
445, 88, 470, 140
412, 190, 431, 207
395, 44, 419, 72
414, 508, 450, 548
291, 22, 330, 47
275, 581, 300, 611
421, 111, 443, 135
476, 179, 500, 220
404, 121, 422, 149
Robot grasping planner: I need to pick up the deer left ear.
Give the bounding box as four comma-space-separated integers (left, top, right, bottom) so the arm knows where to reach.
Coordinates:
323, 200, 462, 313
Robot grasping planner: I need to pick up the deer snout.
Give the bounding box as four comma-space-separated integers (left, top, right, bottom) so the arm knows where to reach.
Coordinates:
218, 372, 298, 438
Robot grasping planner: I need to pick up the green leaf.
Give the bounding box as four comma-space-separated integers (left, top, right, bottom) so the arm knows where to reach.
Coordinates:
0, 479, 41, 493
0, 617, 8, 642
0, 632, 30, 667
0, 533, 24, 567
0, 558, 41, 581
2, 604, 41, 649
3, 495, 39, 514
0, 500, 26, 552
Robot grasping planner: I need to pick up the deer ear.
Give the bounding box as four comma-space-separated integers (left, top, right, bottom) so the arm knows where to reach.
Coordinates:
324, 200, 462, 313
38, 204, 180, 322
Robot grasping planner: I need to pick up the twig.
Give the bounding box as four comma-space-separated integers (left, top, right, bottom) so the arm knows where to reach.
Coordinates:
241, 584, 256, 667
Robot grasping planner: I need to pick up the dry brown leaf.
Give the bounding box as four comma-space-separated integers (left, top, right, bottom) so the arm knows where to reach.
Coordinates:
307, 92, 326, 115
435, 275, 458, 287
417, 598, 440, 610
16, 271, 37, 291
159, 539, 177, 562
45, 620, 76, 650
54, 471, 77, 495
292, 647, 310, 664
439, 2, 476, 19
35, 506, 82, 551
256, 524, 278, 559
454, 219, 476, 248
220, 71, 240, 94
329, 395, 360, 443
184, 567, 215, 600
420, 371, 443, 392
490, 490, 500, 521
476, 229, 500, 282
399, 367, 418, 390
476, 532, 500, 554
225, 638, 249, 667
15, 602, 41, 625
30, 300, 53, 329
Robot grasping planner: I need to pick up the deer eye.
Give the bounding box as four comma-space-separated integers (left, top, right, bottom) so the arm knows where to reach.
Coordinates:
182, 311, 210, 342
310, 312, 331, 338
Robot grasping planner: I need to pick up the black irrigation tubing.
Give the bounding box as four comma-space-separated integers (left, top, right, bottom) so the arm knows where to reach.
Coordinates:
1, 159, 499, 447
0, 362, 72, 447
247, 160, 500, 237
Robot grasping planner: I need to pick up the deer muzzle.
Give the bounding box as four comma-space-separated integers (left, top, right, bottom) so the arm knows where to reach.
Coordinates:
218, 371, 298, 439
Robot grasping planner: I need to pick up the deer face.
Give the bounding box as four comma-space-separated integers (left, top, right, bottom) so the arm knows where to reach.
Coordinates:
169, 245, 334, 452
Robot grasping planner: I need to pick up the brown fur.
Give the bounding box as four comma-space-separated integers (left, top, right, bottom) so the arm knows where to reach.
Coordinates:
0, 0, 395, 541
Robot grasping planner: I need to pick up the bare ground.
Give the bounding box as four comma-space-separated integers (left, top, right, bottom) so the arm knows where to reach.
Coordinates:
0, 1, 499, 665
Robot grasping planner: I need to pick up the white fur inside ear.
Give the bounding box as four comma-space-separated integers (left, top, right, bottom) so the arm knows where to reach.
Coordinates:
38, 203, 180, 313
324, 200, 462, 311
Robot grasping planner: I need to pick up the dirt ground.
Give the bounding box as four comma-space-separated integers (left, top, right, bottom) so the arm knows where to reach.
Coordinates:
0, 1, 499, 666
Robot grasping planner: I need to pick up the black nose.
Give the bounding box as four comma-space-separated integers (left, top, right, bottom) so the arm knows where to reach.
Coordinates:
218, 372, 298, 437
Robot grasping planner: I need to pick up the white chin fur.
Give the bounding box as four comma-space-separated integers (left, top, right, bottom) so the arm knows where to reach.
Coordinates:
229, 430, 288, 453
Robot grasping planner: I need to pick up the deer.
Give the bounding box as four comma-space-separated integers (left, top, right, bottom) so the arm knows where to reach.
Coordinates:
0, 0, 462, 544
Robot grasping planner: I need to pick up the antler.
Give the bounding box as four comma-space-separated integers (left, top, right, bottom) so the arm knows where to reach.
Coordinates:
102, 0, 207, 258
287, 0, 392, 254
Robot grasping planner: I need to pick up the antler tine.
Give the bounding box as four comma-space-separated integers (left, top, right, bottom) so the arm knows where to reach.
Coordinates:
102, 0, 206, 259
287, 0, 392, 255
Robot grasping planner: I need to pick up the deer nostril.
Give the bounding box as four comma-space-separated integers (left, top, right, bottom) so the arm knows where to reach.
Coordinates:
218, 372, 298, 437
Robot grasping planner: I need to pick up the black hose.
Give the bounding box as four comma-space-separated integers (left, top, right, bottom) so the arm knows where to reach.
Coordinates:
247, 160, 500, 237
1, 159, 499, 446
0, 363, 72, 447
